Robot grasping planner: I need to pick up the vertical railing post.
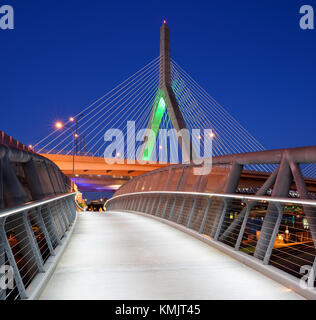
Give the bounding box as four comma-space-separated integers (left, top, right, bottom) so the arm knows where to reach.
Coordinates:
141, 197, 147, 212
187, 196, 197, 228
136, 197, 142, 212
168, 195, 177, 220
36, 206, 55, 256
46, 204, 62, 244
213, 199, 228, 240
235, 203, 252, 251
155, 195, 162, 216
131, 196, 135, 211
0, 241, 5, 300
55, 202, 69, 231
161, 196, 170, 219
177, 197, 186, 224
199, 197, 211, 234
150, 196, 157, 215
308, 256, 316, 288
0, 218, 28, 299
22, 211, 44, 273
51, 203, 66, 238
263, 203, 283, 265
64, 198, 75, 224
145, 196, 151, 213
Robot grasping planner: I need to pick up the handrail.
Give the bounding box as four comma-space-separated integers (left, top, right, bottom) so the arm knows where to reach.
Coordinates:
0, 192, 77, 218
107, 190, 316, 207
107, 189, 316, 299
0, 192, 77, 300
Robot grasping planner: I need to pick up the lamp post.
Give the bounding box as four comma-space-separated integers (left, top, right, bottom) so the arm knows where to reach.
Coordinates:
55, 121, 78, 191
69, 114, 84, 155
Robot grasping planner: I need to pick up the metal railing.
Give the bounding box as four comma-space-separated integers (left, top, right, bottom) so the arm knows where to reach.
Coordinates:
0, 131, 33, 153
107, 191, 316, 293
0, 192, 77, 300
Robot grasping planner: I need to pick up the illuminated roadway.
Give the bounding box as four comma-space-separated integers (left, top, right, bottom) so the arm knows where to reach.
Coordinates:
40, 211, 304, 300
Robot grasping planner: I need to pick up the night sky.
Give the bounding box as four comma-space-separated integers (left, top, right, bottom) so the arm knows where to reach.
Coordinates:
1, 0, 316, 151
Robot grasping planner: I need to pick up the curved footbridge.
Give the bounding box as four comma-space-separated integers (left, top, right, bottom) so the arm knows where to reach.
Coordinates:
40, 211, 303, 300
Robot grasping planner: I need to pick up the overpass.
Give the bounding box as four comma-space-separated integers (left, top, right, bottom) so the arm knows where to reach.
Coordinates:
40, 154, 169, 192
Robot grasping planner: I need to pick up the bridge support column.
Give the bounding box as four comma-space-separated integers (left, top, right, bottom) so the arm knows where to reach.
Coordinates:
290, 161, 316, 248
254, 158, 293, 261
141, 22, 193, 162
211, 161, 243, 238
220, 165, 280, 244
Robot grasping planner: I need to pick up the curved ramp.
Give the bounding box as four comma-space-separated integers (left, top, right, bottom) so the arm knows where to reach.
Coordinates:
40, 211, 304, 300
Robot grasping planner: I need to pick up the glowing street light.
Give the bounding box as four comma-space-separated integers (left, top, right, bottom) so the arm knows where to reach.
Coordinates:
68, 114, 84, 155
55, 120, 77, 191
55, 121, 63, 129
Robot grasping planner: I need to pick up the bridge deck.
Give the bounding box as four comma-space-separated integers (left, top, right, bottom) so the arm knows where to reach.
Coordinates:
40, 211, 303, 300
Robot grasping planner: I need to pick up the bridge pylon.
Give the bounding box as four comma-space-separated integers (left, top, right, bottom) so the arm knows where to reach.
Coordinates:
141, 21, 194, 162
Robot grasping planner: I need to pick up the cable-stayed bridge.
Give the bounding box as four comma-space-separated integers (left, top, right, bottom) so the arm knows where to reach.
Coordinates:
1, 22, 316, 300
33, 22, 316, 193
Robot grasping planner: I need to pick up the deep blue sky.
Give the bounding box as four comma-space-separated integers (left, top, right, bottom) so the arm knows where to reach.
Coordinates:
1, 0, 315, 150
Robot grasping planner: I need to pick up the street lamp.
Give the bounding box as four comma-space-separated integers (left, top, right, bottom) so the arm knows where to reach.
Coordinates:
55, 121, 78, 191
69, 114, 84, 155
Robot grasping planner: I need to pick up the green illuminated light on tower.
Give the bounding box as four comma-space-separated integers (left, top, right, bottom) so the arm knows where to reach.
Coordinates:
142, 94, 166, 161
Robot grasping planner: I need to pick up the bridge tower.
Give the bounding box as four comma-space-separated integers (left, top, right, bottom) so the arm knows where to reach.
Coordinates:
141, 21, 193, 162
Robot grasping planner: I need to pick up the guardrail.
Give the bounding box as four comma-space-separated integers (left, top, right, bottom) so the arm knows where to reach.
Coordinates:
0, 192, 77, 300
0, 131, 33, 153
107, 191, 316, 298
